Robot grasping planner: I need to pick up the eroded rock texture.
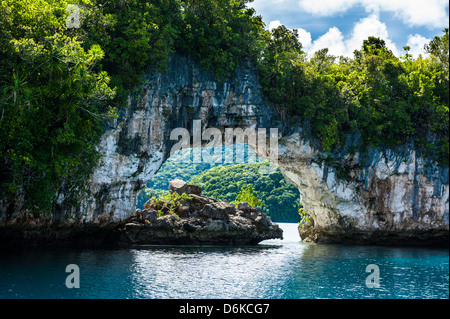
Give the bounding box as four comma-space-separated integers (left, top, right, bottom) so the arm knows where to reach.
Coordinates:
113, 180, 283, 245
278, 134, 448, 245
0, 54, 448, 246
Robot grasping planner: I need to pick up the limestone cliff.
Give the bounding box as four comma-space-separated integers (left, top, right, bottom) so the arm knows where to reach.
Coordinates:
279, 135, 449, 245
0, 54, 448, 246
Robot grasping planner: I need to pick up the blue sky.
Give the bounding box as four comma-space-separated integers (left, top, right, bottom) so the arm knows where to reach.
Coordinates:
249, 0, 449, 58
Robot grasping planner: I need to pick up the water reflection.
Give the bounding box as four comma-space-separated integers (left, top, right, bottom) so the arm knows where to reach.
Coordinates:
128, 223, 304, 298
125, 224, 449, 299
281, 240, 450, 299
129, 245, 286, 298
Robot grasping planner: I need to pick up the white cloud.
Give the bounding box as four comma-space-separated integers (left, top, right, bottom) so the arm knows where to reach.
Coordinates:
371, 0, 448, 29
406, 34, 431, 58
309, 27, 346, 56
296, 27, 312, 48
347, 14, 399, 56
262, 6, 437, 59
306, 14, 399, 57
268, 20, 282, 31
297, 0, 449, 28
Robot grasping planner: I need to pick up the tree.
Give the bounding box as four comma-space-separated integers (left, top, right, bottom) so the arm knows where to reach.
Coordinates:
425, 28, 449, 78
0, 0, 116, 214
81, 0, 183, 97
177, 0, 265, 80
232, 185, 263, 208
258, 25, 306, 108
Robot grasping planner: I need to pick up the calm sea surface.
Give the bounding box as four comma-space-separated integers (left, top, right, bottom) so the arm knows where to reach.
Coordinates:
0, 223, 448, 299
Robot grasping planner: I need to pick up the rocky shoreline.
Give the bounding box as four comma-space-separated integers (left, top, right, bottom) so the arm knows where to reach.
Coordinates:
0, 179, 283, 247
112, 179, 283, 245
299, 225, 449, 246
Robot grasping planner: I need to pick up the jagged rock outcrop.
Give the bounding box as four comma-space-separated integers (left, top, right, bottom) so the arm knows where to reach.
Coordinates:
169, 178, 202, 196
112, 179, 283, 245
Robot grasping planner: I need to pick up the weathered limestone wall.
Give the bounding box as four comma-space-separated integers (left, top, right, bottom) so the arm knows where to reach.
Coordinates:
277, 133, 449, 244
1, 54, 448, 245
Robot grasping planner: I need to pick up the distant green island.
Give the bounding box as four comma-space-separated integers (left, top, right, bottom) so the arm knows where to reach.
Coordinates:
138, 145, 301, 223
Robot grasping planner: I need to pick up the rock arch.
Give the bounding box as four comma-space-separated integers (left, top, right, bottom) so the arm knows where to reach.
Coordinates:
81, 55, 449, 245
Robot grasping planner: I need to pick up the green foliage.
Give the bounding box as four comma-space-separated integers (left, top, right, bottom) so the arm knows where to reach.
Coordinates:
81, 0, 183, 96
140, 151, 301, 222
177, 0, 265, 80
425, 28, 449, 78
0, 0, 116, 214
231, 186, 263, 208
144, 191, 192, 218
298, 207, 311, 228
80, 0, 265, 90
257, 25, 305, 107
140, 147, 237, 201
258, 29, 449, 164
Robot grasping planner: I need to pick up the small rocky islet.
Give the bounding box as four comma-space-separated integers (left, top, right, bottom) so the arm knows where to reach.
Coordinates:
113, 179, 283, 245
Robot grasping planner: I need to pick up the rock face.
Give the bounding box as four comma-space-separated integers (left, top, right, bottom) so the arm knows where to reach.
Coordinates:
278, 134, 449, 245
113, 180, 283, 245
0, 54, 448, 246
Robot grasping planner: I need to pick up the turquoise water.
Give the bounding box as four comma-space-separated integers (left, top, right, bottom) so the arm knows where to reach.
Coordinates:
0, 223, 448, 299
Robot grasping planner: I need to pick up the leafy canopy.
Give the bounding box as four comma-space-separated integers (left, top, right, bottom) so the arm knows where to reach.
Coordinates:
0, 0, 116, 214
259, 27, 449, 163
